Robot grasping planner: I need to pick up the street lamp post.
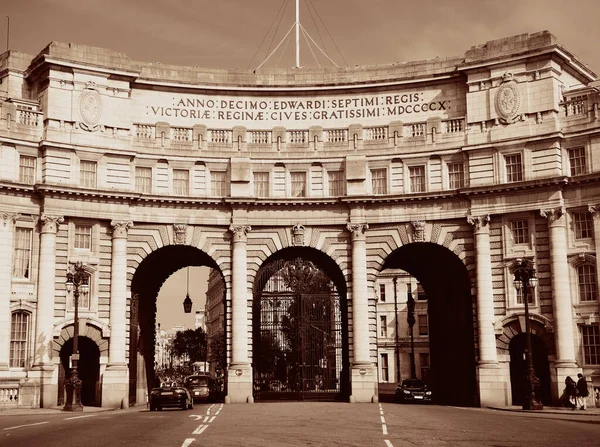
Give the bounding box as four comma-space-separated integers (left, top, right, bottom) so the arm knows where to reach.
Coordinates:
393, 277, 401, 383
407, 282, 417, 380
512, 258, 543, 411
64, 262, 89, 411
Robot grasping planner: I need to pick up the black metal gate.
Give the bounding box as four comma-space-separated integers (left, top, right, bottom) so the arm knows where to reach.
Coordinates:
253, 259, 346, 401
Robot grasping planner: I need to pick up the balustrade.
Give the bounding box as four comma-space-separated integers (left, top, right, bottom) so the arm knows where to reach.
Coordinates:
444, 119, 463, 133
172, 127, 190, 141
249, 131, 270, 144
565, 96, 587, 116
409, 123, 425, 137
287, 130, 307, 144
363, 126, 387, 141
210, 129, 232, 144
135, 124, 154, 139
17, 109, 40, 126
0, 387, 19, 404
325, 128, 348, 143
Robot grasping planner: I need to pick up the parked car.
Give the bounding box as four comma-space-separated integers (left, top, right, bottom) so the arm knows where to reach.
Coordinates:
184, 375, 214, 402
395, 379, 432, 403
149, 383, 193, 411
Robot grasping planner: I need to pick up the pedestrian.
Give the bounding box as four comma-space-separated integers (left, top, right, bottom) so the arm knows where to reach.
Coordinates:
564, 376, 578, 409
576, 373, 589, 410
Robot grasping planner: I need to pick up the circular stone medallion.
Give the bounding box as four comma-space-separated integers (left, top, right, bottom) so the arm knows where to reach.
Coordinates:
494, 81, 521, 124
79, 89, 103, 129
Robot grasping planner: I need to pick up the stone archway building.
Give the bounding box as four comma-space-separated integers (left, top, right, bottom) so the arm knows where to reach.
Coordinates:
0, 31, 599, 408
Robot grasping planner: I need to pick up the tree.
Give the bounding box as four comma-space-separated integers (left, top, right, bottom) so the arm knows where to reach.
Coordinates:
171, 327, 207, 363
208, 336, 226, 370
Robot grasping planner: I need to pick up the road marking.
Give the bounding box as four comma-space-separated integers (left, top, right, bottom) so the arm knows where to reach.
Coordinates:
384, 440, 394, 447
64, 414, 96, 420
203, 416, 209, 423
181, 438, 196, 447
189, 415, 204, 420
209, 416, 215, 423
382, 424, 388, 435
380, 416, 386, 424
4, 421, 49, 431
193, 424, 209, 435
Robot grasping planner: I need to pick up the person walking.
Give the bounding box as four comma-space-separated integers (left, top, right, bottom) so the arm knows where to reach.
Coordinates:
565, 376, 578, 409
576, 373, 589, 410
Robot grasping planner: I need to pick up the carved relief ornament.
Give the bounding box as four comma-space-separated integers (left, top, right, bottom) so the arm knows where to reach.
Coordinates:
494, 72, 521, 124
229, 224, 251, 242
111, 220, 133, 238
292, 223, 305, 246
467, 214, 490, 231
346, 223, 369, 240
411, 220, 426, 242
589, 204, 600, 220
172, 223, 187, 245
40, 214, 64, 233
540, 207, 565, 224
78, 81, 103, 132
1, 212, 21, 227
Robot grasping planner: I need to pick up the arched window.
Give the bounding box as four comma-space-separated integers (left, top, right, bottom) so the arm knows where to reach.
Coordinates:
577, 264, 597, 302
10, 312, 30, 368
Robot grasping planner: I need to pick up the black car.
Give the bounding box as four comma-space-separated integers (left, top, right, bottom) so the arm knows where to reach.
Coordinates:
184, 375, 214, 402
395, 379, 432, 403
149, 384, 193, 411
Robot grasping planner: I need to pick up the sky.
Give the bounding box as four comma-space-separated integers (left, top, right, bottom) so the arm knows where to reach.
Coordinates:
2, 0, 600, 74
3, 0, 599, 327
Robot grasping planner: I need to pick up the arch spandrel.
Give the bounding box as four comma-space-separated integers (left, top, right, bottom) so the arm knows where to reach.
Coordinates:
52, 322, 109, 359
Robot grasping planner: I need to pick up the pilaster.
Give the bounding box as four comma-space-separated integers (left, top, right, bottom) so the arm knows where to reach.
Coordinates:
0, 213, 20, 370
589, 205, 600, 321
540, 207, 576, 365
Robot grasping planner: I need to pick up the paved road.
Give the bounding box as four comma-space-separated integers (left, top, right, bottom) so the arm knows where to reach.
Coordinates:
1, 402, 599, 446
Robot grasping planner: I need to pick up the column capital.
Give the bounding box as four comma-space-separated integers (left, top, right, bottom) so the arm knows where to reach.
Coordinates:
346, 222, 369, 241
110, 220, 133, 238
540, 206, 565, 226
229, 224, 251, 242
588, 204, 600, 219
40, 214, 64, 233
468, 214, 490, 233
1, 212, 21, 227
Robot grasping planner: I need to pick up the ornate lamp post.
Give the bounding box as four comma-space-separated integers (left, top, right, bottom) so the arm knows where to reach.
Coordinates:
393, 277, 401, 383
183, 267, 193, 313
407, 282, 417, 379
512, 258, 543, 410
64, 262, 89, 411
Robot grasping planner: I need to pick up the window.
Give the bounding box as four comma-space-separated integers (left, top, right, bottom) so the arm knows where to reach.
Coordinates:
417, 283, 427, 301
12, 228, 32, 279
510, 220, 529, 245
74, 225, 92, 250
409, 165, 426, 193
10, 312, 29, 367
211, 171, 227, 197
71, 272, 91, 310
447, 162, 464, 189
291, 172, 306, 197
380, 353, 389, 382
577, 264, 597, 302
582, 325, 600, 365
505, 154, 523, 182
573, 212, 593, 239
80, 160, 97, 188
380, 315, 387, 338
328, 170, 345, 196
379, 283, 386, 302
418, 314, 428, 336
568, 147, 586, 176
19, 155, 36, 184
419, 353, 430, 383
254, 172, 269, 197
371, 168, 387, 195
173, 169, 189, 196
135, 167, 152, 193
516, 284, 534, 305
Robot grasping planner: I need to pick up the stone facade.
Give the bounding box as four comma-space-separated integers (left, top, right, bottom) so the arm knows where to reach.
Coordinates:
0, 31, 599, 408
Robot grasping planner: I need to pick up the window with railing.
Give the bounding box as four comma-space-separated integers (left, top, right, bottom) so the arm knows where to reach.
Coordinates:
582, 325, 600, 365
577, 264, 597, 302
135, 167, 152, 194
211, 171, 228, 197
173, 169, 189, 196
12, 228, 32, 279
379, 283, 386, 302
447, 162, 464, 189
10, 312, 29, 368
380, 315, 387, 338
328, 170, 345, 196
80, 160, 97, 188
505, 153, 523, 182
380, 353, 389, 382
254, 172, 269, 197
371, 168, 387, 195
291, 172, 306, 197
573, 211, 593, 239
74, 225, 92, 250
409, 165, 426, 193
568, 146, 586, 176
19, 156, 36, 185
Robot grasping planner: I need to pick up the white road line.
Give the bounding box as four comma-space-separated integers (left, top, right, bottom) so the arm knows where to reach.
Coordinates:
382, 424, 388, 435
64, 414, 96, 420
4, 421, 49, 431
380, 416, 386, 424
384, 440, 394, 447
203, 416, 209, 423
192, 425, 209, 435
181, 438, 196, 447
209, 416, 215, 423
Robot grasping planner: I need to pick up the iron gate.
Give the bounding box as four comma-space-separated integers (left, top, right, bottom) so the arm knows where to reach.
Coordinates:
253, 292, 344, 401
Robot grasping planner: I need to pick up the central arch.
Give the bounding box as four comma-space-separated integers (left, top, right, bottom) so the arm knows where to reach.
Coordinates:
382, 242, 477, 406
252, 247, 349, 401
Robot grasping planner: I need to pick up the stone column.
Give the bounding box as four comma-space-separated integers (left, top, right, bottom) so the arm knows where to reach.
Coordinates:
0, 213, 21, 370
102, 220, 133, 409
589, 205, 600, 319
32, 213, 63, 407
347, 222, 376, 403
541, 207, 579, 400
227, 224, 252, 403
468, 215, 507, 406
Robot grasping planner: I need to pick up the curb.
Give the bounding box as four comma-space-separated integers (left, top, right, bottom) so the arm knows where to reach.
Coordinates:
489, 406, 600, 416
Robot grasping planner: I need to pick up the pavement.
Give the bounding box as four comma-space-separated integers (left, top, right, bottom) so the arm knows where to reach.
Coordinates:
489, 405, 600, 416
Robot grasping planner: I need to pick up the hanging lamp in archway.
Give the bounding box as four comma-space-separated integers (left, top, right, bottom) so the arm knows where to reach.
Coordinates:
183, 267, 193, 313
